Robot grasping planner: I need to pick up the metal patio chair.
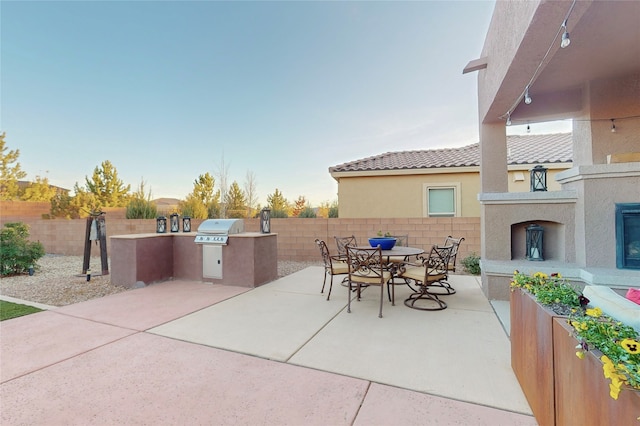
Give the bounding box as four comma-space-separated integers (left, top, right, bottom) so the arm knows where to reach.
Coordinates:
384, 234, 417, 299
443, 236, 465, 273
334, 235, 358, 260
315, 239, 349, 301
399, 244, 455, 311
346, 245, 394, 318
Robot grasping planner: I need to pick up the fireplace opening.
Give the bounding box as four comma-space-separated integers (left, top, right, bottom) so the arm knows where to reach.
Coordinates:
616, 203, 640, 270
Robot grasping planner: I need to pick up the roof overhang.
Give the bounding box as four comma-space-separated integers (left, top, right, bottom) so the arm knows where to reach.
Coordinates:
470, 0, 640, 125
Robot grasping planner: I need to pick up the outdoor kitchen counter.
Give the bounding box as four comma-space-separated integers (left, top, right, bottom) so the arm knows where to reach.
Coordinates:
111, 232, 278, 288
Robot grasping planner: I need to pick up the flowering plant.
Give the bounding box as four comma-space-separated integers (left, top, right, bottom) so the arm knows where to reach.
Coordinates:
569, 307, 640, 399
510, 271, 589, 314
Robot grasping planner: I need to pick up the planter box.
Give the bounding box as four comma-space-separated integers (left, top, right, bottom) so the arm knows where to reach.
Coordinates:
553, 318, 640, 425
510, 288, 560, 426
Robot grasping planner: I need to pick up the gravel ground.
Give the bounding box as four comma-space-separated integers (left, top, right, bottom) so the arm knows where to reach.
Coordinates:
0, 254, 322, 307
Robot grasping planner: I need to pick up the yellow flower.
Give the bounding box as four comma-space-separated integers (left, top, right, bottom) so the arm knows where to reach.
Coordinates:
586, 307, 603, 318
603, 364, 614, 379
621, 338, 640, 354
533, 272, 548, 279
576, 351, 585, 359
609, 382, 621, 400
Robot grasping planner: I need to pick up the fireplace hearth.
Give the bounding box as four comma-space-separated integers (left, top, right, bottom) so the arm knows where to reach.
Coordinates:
616, 203, 640, 270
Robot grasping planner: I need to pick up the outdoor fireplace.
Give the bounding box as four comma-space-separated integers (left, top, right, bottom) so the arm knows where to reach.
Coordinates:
616, 203, 640, 270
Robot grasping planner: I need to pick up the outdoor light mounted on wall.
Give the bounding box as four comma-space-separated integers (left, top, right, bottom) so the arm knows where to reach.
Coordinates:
526, 224, 544, 261
170, 213, 180, 232
260, 208, 271, 234
156, 216, 167, 233
530, 165, 548, 192
182, 216, 191, 232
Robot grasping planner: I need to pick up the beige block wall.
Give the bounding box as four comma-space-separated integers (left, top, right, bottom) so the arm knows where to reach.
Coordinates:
0, 201, 50, 218
2, 216, 480, 266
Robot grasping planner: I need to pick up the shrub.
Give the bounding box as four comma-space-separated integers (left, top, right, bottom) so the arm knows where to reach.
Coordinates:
461, 252, 481, 275
0, 222, 45, 276
126, 198, 157, 219
270, 209, 288, 218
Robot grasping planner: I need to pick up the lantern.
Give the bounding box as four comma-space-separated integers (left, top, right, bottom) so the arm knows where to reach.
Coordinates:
156, 216, 167, 233
260, 208, 271, 234
170, 213, 180, 232
526, 224, 544, 261
182, 216, 191, 232
530, 165, 548, 192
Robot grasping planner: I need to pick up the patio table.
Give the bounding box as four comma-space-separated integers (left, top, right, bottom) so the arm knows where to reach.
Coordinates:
353, 246, 425, 294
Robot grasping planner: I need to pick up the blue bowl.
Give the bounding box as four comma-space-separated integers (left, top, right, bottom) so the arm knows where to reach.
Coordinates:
368, 237, 397, 250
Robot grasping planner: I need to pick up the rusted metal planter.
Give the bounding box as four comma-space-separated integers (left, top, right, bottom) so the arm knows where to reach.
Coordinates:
510, 288, 560, 426
553, 318, 640, 425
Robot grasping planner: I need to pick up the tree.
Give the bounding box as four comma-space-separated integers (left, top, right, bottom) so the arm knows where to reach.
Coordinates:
126, 179, 157, 219
292, 196, 307, 217
49, 183, 98, 218
179, 194, 209, 219
225, 181, 247, 218
215, 154, 231, 218
243, 170, 258, 218
266, 188, 289, 218
84, 160, 131, 208
50, 192, 79, 219
0, 133, 27, 200
21, 175, 58, 202
298, 206, 317, 218
179, 172, 220, 219
317, 200, 338, 218
317, 201, 330, 218
192, 172, 216, 205
328, 200, 339, 218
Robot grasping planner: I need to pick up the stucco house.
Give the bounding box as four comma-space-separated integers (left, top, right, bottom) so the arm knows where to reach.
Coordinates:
464, 0, 640, 299
330, 133, 572, 218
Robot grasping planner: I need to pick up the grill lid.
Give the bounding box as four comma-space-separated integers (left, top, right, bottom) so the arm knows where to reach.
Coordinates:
197, 219, 244, 235
195, 219, 244, 244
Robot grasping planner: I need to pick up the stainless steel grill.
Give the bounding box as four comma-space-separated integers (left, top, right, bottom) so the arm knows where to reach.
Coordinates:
194, 219, 244, 245
195, 219, 245, 280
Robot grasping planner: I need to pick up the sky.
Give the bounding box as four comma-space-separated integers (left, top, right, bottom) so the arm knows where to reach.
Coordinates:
1, 1, 570, 207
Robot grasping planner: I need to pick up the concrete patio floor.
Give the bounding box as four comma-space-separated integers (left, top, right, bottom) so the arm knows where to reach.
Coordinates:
1, 267, 537, 425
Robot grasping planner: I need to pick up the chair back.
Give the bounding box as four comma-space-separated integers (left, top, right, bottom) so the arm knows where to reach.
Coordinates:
334, 235, 357, 258
315, 239, 332, 270
389, 234, 408, 247
443, 236, 465, 272
423, 244, 454, 284
346, 246, 386, 285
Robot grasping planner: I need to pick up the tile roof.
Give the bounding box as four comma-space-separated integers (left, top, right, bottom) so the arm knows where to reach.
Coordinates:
329, 133, 572, 173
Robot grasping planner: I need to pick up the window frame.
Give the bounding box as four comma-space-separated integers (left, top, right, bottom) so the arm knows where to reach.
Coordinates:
423, 183, 461, 217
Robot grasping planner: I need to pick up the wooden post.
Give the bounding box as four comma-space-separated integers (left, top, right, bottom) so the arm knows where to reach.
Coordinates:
82, 211, 109, 276
82, 217, 92, 274
98, 215, 109, 275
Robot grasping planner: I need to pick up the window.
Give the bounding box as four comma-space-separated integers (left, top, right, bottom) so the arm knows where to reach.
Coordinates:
423, 183, 460, 217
